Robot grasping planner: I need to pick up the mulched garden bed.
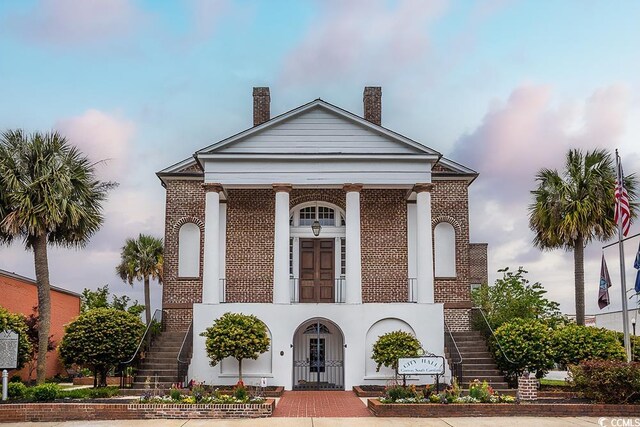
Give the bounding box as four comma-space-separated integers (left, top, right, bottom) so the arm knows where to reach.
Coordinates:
207, 385, 284, 398
368, 399, 640, 417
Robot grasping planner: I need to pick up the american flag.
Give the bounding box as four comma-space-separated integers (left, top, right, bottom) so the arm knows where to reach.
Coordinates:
615, 154, 631, 237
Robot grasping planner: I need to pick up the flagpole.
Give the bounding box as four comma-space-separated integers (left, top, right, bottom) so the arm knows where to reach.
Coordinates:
616, 149, 632, 362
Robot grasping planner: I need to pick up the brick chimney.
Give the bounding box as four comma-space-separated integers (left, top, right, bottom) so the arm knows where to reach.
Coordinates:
363, 86, 382, 126
253, 87, 270, 126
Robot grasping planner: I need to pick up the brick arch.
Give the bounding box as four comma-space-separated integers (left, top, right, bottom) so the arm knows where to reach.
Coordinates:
172, 216, 205, 235
431, 215, 462, 233
289, 189, 346, 211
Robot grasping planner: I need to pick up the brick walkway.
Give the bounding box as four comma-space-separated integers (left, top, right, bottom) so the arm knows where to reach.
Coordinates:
273, 391, 372, 417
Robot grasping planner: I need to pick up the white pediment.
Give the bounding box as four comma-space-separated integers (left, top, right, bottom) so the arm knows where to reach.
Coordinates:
197, 101, 439, 157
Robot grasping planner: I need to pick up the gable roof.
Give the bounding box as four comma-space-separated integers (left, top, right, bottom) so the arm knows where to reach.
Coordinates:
432, 157, 478, 183
0, 268, 82, 298
195, 99, 441, 158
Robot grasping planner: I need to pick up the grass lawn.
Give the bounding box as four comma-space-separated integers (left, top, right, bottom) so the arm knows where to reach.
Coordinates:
539, 378, 569, 387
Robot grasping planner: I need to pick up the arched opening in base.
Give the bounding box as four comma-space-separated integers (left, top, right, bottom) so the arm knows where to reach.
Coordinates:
292, 318, 344, 390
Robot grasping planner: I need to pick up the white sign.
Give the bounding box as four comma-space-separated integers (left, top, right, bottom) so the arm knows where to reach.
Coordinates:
0, 331, 19, 370
397, 356, 445, 375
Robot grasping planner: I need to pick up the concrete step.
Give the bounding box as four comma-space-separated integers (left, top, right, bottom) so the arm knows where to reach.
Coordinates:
462, 368, 503, 377
141, 362, 178, 369
134, 375, 179, 383
451, 332, 484, 338
131, 382, 175, 390
137, 369, 179, 376
461, 375, 506, 383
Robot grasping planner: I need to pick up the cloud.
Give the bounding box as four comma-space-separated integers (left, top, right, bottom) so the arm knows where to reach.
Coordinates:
5, 0, 146, 47
454, 83, 635, 314
279, 0, 448, 85
55, 109, 135, 181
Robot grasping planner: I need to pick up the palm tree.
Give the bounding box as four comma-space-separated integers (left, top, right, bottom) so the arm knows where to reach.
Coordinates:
116, 234, 163, 325
0, 129, 113, 384
529, 148, 637, 325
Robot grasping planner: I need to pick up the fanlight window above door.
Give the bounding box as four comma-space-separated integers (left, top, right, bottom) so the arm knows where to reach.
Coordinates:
290, 204, 345, 227
303, 323, 331, 334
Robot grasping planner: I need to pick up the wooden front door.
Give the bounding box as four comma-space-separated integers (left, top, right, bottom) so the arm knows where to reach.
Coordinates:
299, 239, 335, 303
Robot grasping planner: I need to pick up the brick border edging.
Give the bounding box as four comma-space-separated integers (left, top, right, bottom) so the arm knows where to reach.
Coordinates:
0, 400, 275, 422
353, 386, 385, 397
368, 399, 640, 417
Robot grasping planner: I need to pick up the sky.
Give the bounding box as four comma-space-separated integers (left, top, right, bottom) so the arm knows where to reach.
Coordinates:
1, 0, 640, 319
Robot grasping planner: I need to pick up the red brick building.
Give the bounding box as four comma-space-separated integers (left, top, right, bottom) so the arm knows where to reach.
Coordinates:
0, 269, 81, 380
157, 87, 488, 390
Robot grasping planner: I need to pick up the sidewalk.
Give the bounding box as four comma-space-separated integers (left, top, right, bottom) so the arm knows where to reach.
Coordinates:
0, 417, 608, 426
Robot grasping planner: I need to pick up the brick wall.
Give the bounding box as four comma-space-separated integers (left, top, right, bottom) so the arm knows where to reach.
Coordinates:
361, 189, 408, 302
0, 401, 275, 422
162, 179, 205, 331
225, 189, 274, 303
469, 243, 488, 285
431, 180, 473, 330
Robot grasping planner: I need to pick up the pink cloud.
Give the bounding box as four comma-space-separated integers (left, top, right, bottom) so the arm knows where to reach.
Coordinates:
279, 0, 448, 84
6, 0, 146, 47
453, 84, 630, 205
55, 109, 135, 181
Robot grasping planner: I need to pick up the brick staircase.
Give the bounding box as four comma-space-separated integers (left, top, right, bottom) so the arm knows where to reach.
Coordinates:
130, 331, 186, 390
447, 330, 515, 395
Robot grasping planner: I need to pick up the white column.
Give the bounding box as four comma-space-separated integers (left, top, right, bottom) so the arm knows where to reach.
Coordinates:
344, 184, 363, 304
202, 184, 222, 304
415, 183, 435, 304
273, 184, 292, 304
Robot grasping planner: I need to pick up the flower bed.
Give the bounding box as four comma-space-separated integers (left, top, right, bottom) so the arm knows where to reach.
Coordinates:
368, 399, 640, 417
0, 401, 275, 422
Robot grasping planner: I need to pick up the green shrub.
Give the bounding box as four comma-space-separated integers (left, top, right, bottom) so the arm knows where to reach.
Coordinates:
569, 360, 640, 403
553, 324, 625, 367
59, 308, 145, 387
32, 383, 59, 402
492, 319, 555, 381
615, 332, 640, 362
87, 386, 120, 398
169, 386, 182, 401
385, 385, 413, 402
233, 385, 248, 401
7, 382, 27, 400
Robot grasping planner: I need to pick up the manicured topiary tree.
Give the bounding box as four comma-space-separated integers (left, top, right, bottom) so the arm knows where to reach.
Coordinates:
371, 330, 422, 384
200, 312, 270, 382
0, 305, 32, 369
59, 308, 145, 386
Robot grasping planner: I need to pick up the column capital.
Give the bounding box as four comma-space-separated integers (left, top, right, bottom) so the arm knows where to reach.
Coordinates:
272, 183, 292, 193
413, 183, 434, 193
343, 183, 363, 193
203, 183, 223, 193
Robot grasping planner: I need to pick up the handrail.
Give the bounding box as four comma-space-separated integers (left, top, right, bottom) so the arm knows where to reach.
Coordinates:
122, 309, 165, 365
444, 322, 463, 364
470, 307, 517, 365
177, 322, 193, 365
444, 322, 463, 385
177, 321, 193, 387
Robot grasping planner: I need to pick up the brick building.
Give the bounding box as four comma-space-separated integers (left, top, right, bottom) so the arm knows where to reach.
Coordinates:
0, 269, 81, 380
157, 87, 488, 390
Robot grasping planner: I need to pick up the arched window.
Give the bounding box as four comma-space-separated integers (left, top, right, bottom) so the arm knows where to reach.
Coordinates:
178, 223, 200, 277
434, 222, 456, 277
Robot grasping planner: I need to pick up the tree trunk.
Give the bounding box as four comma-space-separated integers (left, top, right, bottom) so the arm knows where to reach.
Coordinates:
33, 234, 51, 385
238, 358, 243, 382
574, 235, 585, 326
144, 276, 151, 326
